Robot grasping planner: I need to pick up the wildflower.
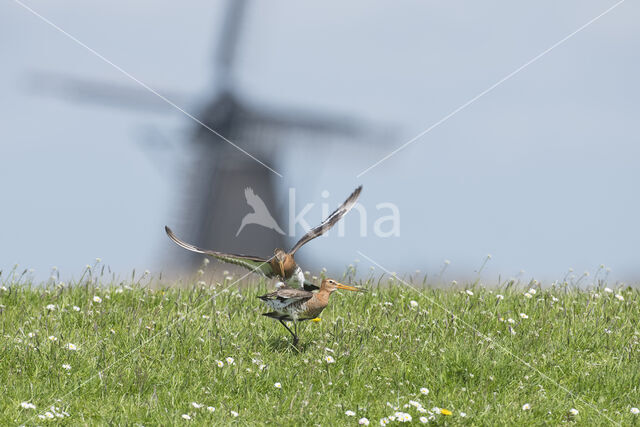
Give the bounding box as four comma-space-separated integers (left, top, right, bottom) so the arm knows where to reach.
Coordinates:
73, 306, 81, 311
522, 403, 531, 411
410, 300, 419, 308
631, 407, 640, 415
359, 417, 370, 425
394, 411, 412, 422
524, 293, 532, 299
48, 335, 58, 342
615, 294, 624, 301
202, 315, 210, 319
438, 408, 451, 415
496, 294, 504, 300
216, 360, 224, 368
230, 410, 239, 417
181, 414, 191, 420
191, 402, 202, 409
520, 313, 528, 319
311, 318, 321, 322
604, 287, 613, 293
207, 406, 215, 412
380, 418, 390, 426
460, 411, 467, 417
274, 382, 282, 389
552, 296, 559, 302
419, 416, 428, 423
93, 296, 102, 303
420, 387, 429, 395
345, 410, 356, 416
507, 318, 515, 324
44, 411, 55, 419
225, 357, 235, 365
408, 400, 421, 408
27, 332, 35, 338
529, 288, 537, 295
21, 402, 36, 410
569, 408, 579, 416
324, 355, 335, 364
66, 343, 77, 351
62, 364, 71, 370
46, 304, 56, 311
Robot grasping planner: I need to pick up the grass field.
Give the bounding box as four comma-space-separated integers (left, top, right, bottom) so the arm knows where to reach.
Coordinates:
1, 265, 639, 425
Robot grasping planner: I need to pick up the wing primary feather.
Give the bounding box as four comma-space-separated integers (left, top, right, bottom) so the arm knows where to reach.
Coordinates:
288, 186, 362, 254
164, 226, 273, 276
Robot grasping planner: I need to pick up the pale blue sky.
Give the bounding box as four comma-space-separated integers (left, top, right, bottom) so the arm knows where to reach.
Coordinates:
1, 1, 638, 283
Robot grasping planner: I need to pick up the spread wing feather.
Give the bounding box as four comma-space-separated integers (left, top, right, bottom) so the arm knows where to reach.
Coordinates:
288, 186, 362, 255
165, 226, 274, 276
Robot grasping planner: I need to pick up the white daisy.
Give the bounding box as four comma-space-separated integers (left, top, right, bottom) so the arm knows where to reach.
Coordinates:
520, 313, 528, 319
93, 296, 102, 303
419, 416, 428, 423
394, 412, 412, 422
48, 335, 58, 342
225, 357, 235, 365
45, 304, 56, 311
216, 360, 224, 368
345, 410, 356, 416
359, 417, 370, 425
191, 402, 203, 409
522, 403, 531, 411
569, 408, 579, 416
496, 294, 504, 300
207, 406, 215, 412
631, 407, 639, 415
62, 364, 71, 370
181, 414, 191, 420
20, 402, 36, 410
466, 290, 474, 296
230, 410, 239, 417
420, 387, 429, 395
615, 294, 624, 301
66, 343, 77, 351
410, 300, 419, 308
324, 355, 335, 364
274, 382, 282, 389
73, 306, 81, 311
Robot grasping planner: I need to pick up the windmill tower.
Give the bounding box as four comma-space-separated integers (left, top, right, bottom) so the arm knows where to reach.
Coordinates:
173, 0, 365, 272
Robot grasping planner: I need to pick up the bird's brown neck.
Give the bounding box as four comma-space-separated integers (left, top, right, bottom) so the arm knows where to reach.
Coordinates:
271, 253, 296, 277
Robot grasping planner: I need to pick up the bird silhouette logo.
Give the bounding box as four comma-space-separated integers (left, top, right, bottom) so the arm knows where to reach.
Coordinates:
236, 187, 285, 236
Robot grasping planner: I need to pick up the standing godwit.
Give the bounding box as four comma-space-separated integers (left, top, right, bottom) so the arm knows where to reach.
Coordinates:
165, 186, 362, 290
258, 278, 365, 345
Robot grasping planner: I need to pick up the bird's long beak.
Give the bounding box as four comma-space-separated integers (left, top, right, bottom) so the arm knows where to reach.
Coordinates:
335, 282, 366, 292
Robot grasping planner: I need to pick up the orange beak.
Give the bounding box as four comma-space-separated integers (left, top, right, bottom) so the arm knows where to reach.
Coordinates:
278, 260, 285, 276
335, 282, 366, 292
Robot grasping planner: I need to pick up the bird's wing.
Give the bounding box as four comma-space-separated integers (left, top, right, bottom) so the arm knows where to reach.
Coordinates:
165, 226, 274, 276
244, 187, 270, 213
258, 286, 313, 302
288, 186, 362, 255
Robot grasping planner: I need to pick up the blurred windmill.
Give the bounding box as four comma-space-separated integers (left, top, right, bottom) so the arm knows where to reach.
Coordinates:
26, 0, 381, 274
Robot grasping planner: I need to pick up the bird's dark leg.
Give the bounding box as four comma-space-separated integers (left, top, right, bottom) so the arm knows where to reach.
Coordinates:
279, 319, 297, 344
293, 321, 299, 346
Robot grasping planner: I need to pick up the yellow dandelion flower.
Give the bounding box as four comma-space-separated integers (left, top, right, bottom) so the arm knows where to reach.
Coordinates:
311, 318, 322, 322
440, 409, 452, 416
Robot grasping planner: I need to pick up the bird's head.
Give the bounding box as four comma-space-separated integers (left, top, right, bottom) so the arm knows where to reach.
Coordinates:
320, 279, 366, 293
273, 248, 288, 275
